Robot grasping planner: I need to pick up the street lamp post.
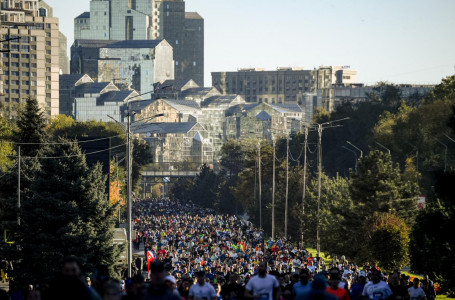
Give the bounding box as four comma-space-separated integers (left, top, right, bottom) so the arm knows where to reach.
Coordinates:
257, 141, 262, 229
346, 141, 363, 158
271, 137, 276, 240
108, 90, 163, 278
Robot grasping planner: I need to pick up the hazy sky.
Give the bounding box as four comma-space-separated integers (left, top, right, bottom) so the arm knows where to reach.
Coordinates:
45, 0, 455, 86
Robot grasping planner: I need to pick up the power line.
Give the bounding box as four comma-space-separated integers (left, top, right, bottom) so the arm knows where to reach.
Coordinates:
7, 143, 127, 159
6, 134, 126, 145
0, 162, 18, 179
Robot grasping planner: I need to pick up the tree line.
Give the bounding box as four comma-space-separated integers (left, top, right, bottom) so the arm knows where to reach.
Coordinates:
169, 75, 455, 290
0, 98, 151, 286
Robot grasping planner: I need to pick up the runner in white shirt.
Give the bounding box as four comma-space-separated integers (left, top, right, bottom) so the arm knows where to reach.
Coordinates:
362, 269, 393, 300
245, 262, 280, 300
189, 271, 217, 300
408, 278, 426, 300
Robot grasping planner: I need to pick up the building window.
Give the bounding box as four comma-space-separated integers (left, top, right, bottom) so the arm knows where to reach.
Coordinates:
176, 61, 179, 66
193, 61, 196, 66
176, 40, 178, 44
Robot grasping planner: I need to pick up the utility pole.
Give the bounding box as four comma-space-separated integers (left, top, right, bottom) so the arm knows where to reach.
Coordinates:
126, 109, 133, 278
285, 137, 290, 239
17, 146, 20, 226
314, 118, 348, 255
317, 124, 322, 256
301, 127, 308, 246
271, 138, 276, 240
257, 141, 262, 229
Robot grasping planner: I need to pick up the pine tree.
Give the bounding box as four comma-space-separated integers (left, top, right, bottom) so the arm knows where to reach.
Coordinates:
13, 97, 48, 157
350, 150, 419, 224
10, 140, 119, 284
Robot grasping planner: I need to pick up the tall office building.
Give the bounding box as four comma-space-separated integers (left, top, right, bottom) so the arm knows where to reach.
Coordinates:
74, 0, 204, 85
1, 0, 60, 117
152, 0, 204, 86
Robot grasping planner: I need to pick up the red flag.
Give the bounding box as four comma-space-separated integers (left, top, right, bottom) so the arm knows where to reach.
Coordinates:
147, 250, 155, 272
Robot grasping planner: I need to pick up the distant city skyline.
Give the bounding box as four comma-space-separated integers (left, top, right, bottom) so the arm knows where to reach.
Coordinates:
45, 0, 455, 87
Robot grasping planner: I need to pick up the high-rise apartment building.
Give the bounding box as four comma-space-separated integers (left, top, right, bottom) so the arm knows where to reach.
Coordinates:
0, 0, 60, 117
73, 0, 204, 86
37, 0, 69, 74
212, 67, 315, 104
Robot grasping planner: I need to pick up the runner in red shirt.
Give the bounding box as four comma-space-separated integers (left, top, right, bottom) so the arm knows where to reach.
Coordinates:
326, 268, 351, 300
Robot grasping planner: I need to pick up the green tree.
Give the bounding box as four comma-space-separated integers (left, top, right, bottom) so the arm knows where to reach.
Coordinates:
13, 97, 48, 157
168, 177, 194, 201
350, 150, 419, 224
190, 164, 219, 209
0, 116, 15, 171
302, 173, 353, 253
132, 138, 153, 191
220, 140, 245, 179
218, 140, 247, 214
368, 213, 410, 272
410, 171, 455, 290
9, 140, 119, 284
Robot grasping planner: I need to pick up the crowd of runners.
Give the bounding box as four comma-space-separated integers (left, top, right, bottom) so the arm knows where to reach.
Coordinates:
128, 198, 437, 300
0, 198, 437, 300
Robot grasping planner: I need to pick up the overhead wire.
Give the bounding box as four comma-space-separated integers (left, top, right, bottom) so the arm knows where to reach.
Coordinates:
5, 134, 126, 145
0, 162, 18, 179
7, 143, 127, 160
288, 143, 305, 162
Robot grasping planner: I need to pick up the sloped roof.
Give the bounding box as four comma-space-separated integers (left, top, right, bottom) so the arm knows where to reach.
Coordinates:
185, 12, 203, 20
75, 12, 90, 19
202, 95, 241, 107
193, 131, 203, 142
163, 99, 200, 111
59, 74, 90, 87
155, 79, 199, 92
180, 87, 218, 97
133, 122, 197, 134
97, 91, 135, 105
225, 103, 261, 117
103, 40, 163, 49
270, 103, 303, 113
129, 100, 154, 112
75, 82, 117, 95
256, 110, 272, 121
